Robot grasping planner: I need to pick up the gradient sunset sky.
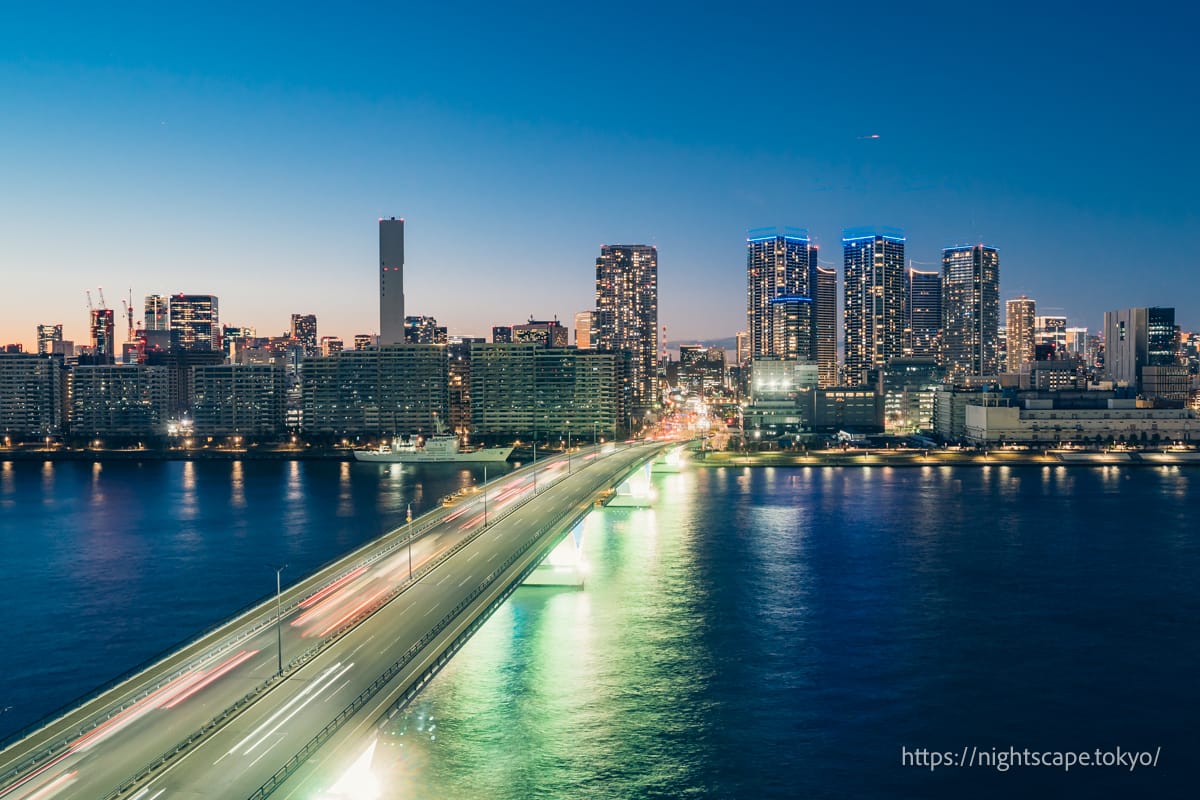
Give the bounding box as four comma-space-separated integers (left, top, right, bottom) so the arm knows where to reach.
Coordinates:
2, 2, 1197, 350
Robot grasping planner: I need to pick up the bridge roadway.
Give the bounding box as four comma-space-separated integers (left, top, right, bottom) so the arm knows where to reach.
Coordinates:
0, 440, 666, 800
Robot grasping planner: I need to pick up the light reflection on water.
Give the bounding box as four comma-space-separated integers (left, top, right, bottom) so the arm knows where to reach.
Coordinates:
365, 464, 1199, 799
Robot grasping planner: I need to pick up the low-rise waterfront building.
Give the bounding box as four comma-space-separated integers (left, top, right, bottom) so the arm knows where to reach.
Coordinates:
964, 398, 1199, 445
68, 364, 171, 438
469, 343, 619, 439
192, 364, 286, 437
0, 353, 64, 438
301, 345, 449, 437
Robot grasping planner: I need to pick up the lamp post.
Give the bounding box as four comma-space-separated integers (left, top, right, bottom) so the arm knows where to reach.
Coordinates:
406, 502, 413, 580
272, 564, 287, 676
482, 465, 488, 526
567, 421, 572, 474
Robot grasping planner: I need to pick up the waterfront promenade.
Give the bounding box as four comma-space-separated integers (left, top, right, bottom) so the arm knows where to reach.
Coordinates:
698, 448, 1200, 468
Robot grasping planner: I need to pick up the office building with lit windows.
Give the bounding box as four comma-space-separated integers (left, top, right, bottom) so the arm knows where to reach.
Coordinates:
36, 324, 63, 356
1006, 297, 1037, 373
941, 244, 1000, 379
169, 294, 219, 352
291, 314, 318, 356
843, 229, 906, 385
906, 268, 941, 359
814, 266, 837, 387
594, 244, 658, 411
746, 228, 819, 361
1104, 307, 1181, 396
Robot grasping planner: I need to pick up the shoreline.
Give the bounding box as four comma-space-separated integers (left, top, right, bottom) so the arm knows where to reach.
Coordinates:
0, 449, 354, 462
694, 451, 1200, 468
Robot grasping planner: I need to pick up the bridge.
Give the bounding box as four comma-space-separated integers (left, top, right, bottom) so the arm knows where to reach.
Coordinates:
0, 440, 674, 800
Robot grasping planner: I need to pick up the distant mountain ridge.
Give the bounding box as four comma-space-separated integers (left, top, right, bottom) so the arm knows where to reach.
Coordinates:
667, 336, 738, 359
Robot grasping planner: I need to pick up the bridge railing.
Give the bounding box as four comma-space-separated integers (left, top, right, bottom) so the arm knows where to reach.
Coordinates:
244, 448, 641, 800
86, 444, 630, 800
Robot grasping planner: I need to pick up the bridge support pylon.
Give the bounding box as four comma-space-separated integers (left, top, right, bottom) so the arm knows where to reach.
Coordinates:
523, 518, 587, 587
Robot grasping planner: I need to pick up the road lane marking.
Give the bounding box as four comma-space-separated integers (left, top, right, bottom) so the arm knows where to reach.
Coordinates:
242, 662, 354, 754
422, 602, 441, 617
221, 662, 346, 760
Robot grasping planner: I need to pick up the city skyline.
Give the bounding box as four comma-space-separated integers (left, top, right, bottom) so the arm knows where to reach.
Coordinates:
2, 4, 1198, 350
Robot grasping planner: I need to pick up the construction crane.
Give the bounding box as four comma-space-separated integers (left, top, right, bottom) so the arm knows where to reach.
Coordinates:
85, 289, 93, 312
97, 287, 107, 309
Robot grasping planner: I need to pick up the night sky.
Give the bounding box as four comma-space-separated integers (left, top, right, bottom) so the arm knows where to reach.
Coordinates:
2, 1, 1197, 349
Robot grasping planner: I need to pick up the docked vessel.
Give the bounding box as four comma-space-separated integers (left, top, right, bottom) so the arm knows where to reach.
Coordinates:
353, 422, 513, 463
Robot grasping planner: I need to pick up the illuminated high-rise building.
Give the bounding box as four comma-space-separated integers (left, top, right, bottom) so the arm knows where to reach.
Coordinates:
405, 315, 448, 344
595, 244, 658, 410
942, 244, 1000, 379
906, 268, 941, 359
574, 311, 594, 349
814, 266, 837, 387
144, 295, 169, 332
290, 314, 318, 356
1035, 315, 1067, 356
379, 217, 405, 345
843, 229, 906, 385
90, 309, 116, 361
1005, 297, 1037, 373
1104, 307, 1178, 390
36, 324, 63, 356
745, 228, 818, 360
169, 295, 219, 352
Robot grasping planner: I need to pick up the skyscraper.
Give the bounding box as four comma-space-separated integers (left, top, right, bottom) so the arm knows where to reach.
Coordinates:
843, 229, 906, 385
745, 228, 818, 360
290, 314, 318, 356
941, 244, 1000, 378
1005, 297, 1036, 373
595, 244, 658, 411
380, 217, 405, 345
144, 295, 169, 332
90, 309, 116, 361
1035, 315, 1067, 356
574, 310, 594, 349
36, 324, 62, 356
1104, 307, 1177, 389
169, 295, 219, 351
814, 266, 837, 387
768, 296, 813, 359
905, 268, 941, 359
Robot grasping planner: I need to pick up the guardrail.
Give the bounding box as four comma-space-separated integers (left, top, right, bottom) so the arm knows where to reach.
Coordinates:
1, 448, 601, 793
89, 444, 629, 800
244, 452, 640, 799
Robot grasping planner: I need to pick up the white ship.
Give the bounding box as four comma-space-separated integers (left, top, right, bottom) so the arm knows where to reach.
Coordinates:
353, 421, 513, 463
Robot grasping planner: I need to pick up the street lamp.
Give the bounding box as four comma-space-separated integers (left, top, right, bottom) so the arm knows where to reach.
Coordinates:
406, 502, 413, 580
482, 465, 488, 527
567, 421, 572, 474
272, 564, 287, 676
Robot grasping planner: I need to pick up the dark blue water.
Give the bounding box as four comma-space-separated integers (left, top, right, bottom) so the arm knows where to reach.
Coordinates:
2, 461, 1197, 798
0, 458, 506, 745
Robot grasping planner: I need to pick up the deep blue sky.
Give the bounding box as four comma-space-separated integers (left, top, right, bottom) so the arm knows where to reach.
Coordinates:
2, 1, 1197, 349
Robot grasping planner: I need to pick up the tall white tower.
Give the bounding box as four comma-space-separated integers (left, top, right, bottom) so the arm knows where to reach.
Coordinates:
380, 217, 405, 345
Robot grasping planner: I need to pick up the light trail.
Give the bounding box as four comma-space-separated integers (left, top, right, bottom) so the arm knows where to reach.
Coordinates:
299, 567, 369, 609
160, 650, 260, 710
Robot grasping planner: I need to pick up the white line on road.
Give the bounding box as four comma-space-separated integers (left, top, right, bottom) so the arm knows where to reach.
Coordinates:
241, 662, 354, 754
246, 735, 285, 770
217, 662, 348, 762
422, 602, 441, 617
